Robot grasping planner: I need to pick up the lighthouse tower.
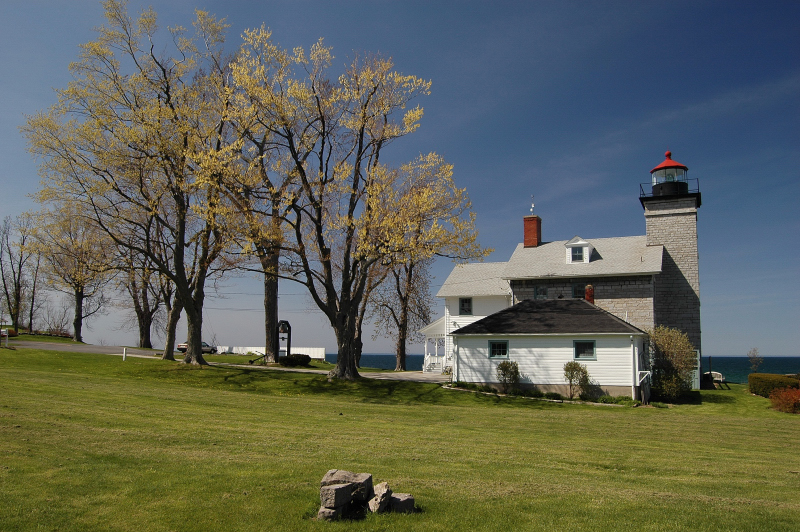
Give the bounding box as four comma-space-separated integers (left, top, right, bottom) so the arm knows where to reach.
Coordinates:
641, 151, 702, 353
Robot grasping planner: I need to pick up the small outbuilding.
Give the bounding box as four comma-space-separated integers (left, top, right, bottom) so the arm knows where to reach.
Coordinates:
451, 299, 649, 399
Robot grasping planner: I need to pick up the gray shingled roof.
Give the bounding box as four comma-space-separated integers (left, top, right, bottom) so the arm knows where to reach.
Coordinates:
436, 262, 512, 298
502, 235, 663, 280
452, 299, 645, 335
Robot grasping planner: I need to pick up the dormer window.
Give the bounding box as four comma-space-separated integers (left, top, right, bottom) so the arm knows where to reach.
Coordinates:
565, 236, 593, 264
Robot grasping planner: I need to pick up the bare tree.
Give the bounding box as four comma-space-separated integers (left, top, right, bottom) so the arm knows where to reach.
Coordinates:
115, 245, 163, 349
0, 215, 39, 333
372, 258, 434, 371
747, 347, 763, 374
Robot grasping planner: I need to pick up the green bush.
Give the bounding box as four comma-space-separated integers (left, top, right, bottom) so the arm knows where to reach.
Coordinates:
563, 361, 592, 400
277, 354, 311, 367
496, 360, 520, 394
510, 387, 544, 398
748, 373, 800, 398
769, 387, 800, 414
544, 392, 563, 401
647, 326, 697, 401
595, 395, 638, 405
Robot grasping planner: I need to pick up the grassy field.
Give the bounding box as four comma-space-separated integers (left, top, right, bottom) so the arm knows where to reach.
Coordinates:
1, 348, 798, 531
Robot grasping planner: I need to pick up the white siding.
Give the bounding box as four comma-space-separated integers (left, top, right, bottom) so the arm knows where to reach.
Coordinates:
454, 335, 636, 387
442, 295, 511, 364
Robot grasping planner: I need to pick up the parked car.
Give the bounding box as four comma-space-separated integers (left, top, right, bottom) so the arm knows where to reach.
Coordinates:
176, 341, 216, 354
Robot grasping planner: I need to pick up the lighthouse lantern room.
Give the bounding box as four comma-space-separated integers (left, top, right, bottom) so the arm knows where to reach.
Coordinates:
650, 150, 689, 196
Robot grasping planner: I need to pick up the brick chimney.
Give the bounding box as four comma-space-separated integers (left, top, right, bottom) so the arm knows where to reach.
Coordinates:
584, 284, 595, 304
523, 215, 542, 248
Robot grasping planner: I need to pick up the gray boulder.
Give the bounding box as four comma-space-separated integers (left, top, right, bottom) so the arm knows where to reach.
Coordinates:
320, 469, 374, 502
317, 506, 342, 521
320, 482, 353, 509
368, 482, 392, 513
390, 493, 415, 513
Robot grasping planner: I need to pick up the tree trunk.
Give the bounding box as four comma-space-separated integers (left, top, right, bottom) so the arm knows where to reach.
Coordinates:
162, 300, 181, 361
72, 287, 84, 343
132, 283, 154, 349
11, 282, 22, 333
353, 334, 363, 369
137, 311, 153, 349
329, 311, 360, 380
394, 264, 412, 371
394, 327, 407, 371
330, 339, 360, 380
260, 251, 279, 363
182, 299, 207, 365
28, 256, 40, 333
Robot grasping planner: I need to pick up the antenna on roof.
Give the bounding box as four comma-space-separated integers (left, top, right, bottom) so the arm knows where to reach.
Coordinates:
530, 195, 535, 215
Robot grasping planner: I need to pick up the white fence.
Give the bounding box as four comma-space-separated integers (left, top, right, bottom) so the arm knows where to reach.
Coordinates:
216, 346, 326, 360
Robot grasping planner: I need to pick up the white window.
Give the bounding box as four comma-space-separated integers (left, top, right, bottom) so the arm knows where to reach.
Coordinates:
571, 247, 583, 262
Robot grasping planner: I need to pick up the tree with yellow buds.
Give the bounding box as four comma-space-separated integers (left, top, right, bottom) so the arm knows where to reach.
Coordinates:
232, 31, 489, 379
28, 205, 114, 343
24, 1, 238, 363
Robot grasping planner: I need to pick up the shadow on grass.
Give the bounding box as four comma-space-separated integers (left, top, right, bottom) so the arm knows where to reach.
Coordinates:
652, 390, 737, 405
148, 363, 557, 409
699, 393, 737, 404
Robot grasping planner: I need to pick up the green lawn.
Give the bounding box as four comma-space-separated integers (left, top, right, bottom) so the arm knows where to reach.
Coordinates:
1, 348, 798, 531
4, 331, 81, 344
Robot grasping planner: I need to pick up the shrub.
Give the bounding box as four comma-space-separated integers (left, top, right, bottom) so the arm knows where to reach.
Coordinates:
277, 354, 311, 367
496, 360, 520, 394
544, 392, 563, 400
563, 361, 591, 400
647, 326, 697, 401
595, 395, 632, 404
510, 387, 543, 398
769, 387, 800, 414
527, 388, 544, 398
748, 373, 800, 398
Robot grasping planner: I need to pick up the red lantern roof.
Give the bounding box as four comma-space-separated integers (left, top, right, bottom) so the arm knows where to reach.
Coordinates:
650, 151, 688, 173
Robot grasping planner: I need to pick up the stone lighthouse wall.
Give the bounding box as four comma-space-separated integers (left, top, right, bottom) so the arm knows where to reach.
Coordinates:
644, 197, 701, 353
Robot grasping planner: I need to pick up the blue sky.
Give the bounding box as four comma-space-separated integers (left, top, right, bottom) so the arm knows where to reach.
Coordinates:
1, 1, 798, 356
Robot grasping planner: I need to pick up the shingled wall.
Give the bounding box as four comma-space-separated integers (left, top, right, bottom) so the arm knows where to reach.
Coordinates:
644, 197, 701, 352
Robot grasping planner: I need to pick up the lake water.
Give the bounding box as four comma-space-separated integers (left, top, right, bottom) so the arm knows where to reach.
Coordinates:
325, 353, 424, 371
701, 356, 800, 384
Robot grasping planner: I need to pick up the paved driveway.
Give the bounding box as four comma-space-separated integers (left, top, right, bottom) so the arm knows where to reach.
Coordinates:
7, 339, 450, 383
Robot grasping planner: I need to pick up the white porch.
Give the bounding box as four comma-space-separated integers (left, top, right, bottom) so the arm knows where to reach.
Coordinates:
419, 316, 452, 374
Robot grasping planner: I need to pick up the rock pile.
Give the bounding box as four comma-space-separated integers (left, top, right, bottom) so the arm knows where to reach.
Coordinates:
317, 469, 415, 520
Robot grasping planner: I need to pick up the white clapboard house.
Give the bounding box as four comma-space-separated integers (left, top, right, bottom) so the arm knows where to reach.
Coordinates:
420, 151, 702, 398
